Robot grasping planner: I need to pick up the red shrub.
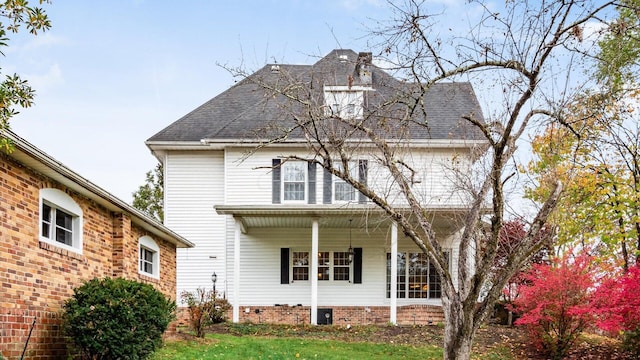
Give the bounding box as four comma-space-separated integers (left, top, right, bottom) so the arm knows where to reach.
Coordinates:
594, 265, 640, 333
511, 252, 597, 359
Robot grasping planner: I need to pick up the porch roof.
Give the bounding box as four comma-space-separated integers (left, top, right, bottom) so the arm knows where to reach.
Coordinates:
214, 204, 469, 235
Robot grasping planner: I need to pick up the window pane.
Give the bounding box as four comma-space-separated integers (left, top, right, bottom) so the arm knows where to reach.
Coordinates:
318, 252, 330, 265
292, 252, 309, 266
283, 163, 305, 181
333, 267, 350, 281
318, 267, 330, 280
56, 209, 73, 231
387, 253, 406, 298
41, 204, 52, 238
333, 252, 350, 281
335, 182, 355, 201
292, 251, 309, 281
408, 253, 429, 299
284, 183, 305, 200
140, 247, 155, 274
293, 267, 309, 281
318, 252, 330, 281
56, 227, 73, 246
283, 162, 306, 201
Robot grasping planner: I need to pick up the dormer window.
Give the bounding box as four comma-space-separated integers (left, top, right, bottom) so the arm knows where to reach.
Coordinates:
324, 86, 370, 119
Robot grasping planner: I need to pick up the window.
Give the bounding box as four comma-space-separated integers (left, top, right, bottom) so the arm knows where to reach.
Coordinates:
39, 188, 83, 253
138, 236, 160, 278
333, 162, 357, 202
323, 85, 367, 119
292, 251, 351, 282
318, 251, 330, 280
282, 161, 307, 201
386, 251, 449, 299
333, 252, 351, 281
292, 251, 309, 281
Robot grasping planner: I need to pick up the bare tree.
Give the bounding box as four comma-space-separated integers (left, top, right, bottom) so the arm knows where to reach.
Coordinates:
226, 1, 627, 358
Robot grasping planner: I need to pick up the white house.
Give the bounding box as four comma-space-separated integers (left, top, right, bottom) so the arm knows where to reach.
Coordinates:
146, 49, 485, 325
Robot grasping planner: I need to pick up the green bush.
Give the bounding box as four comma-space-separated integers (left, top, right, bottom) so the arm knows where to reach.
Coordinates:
622, 328, 640, 357
62, 277, 176, 359
181, 288, 230, 337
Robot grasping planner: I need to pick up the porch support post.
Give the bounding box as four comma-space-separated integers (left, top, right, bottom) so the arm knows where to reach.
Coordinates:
232, 218, 241, 323
311, 218, 319, 325
390, 222, 398, 324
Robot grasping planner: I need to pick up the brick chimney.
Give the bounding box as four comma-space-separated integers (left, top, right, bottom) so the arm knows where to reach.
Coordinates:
356, 52, 372, 85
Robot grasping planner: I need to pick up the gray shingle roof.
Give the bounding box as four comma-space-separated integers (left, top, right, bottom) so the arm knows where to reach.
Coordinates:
147, 49, 484, 143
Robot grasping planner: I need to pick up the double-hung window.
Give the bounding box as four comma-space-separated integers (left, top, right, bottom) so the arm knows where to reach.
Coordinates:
282, 161, 307, 202
317, 251, 351, 282
39, 188, 83, 253
41, 203, 74, 246
292, 251, 310, 281
334, 162, 357, 202
138, 236, 160, 278
386, 251, 449, 299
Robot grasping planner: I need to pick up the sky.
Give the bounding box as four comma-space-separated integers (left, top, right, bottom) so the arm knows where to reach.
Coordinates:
7, 0, 428, 202
3, 0, 607, 206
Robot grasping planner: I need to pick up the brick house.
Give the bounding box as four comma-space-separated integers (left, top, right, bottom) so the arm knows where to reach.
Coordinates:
0, 130, 193, 359
147, 49, 485, 326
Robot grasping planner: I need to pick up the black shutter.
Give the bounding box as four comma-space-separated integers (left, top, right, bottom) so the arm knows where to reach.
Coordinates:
272, 159, 281, 204
353, 248, 363, 284
358, 160, 368, 204
281, 248, 290, 284
323, 168, 332, 204
308, 162, 316, 204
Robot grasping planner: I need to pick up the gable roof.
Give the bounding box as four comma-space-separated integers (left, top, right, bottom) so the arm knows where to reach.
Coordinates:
2, 130, 194, 248
147, 49, 485, 145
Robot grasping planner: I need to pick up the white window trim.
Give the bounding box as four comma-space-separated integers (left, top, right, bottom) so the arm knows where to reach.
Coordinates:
291, 250, 310, 282
138, 235, 160, 279
333, 161, 358, 203
39, 188, 83, 254
295, 250, 352, 282
323, 85, 372, 120
387, 250, 450, 299
281, 161, 308, 203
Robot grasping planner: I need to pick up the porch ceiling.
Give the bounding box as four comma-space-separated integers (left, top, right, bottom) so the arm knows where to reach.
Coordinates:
215, 204, 469, 234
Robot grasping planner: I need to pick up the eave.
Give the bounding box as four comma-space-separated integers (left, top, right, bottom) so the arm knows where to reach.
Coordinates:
215, 203, 474, 235
4, 131, 194, 248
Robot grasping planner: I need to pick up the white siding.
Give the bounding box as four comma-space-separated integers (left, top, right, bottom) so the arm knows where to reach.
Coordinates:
224, 147, 472, 207
164, 151, 226, 299
165, 146, 468, 306
225, 225, 452, 307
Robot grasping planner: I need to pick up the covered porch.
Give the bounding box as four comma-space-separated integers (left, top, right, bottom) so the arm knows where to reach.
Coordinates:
215, 204, 464, 325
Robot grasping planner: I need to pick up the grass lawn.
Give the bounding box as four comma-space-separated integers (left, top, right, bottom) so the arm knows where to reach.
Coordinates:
152, 323, 632, 359
152, 324, 515, 360
153, 334, 444, 359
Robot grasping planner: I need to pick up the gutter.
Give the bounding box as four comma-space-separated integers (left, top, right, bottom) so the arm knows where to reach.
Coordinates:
3, 130, 194, 248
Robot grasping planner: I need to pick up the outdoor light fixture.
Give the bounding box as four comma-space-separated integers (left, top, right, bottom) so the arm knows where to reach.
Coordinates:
211, 271, 217, 294
348, 219, 354, 264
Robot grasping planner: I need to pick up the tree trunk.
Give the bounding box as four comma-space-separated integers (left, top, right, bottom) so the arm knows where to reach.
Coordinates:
442, 297, 475, 360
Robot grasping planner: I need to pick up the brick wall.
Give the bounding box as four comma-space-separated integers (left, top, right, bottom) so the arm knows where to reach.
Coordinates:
233, 305, 444, 326
175, 304, 444, 330
0, 154, 178, 359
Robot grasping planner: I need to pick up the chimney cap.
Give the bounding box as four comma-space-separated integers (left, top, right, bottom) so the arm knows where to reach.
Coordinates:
357, 52, 372, 64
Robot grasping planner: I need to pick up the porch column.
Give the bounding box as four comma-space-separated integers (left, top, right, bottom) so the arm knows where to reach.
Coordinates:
232, 218, 241, 323
390, 222, 398, 324
310, 218, 319, 325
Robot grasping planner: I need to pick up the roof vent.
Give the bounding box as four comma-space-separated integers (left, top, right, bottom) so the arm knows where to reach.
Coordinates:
338, 54, 348, 62
271, 65, 280, 73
